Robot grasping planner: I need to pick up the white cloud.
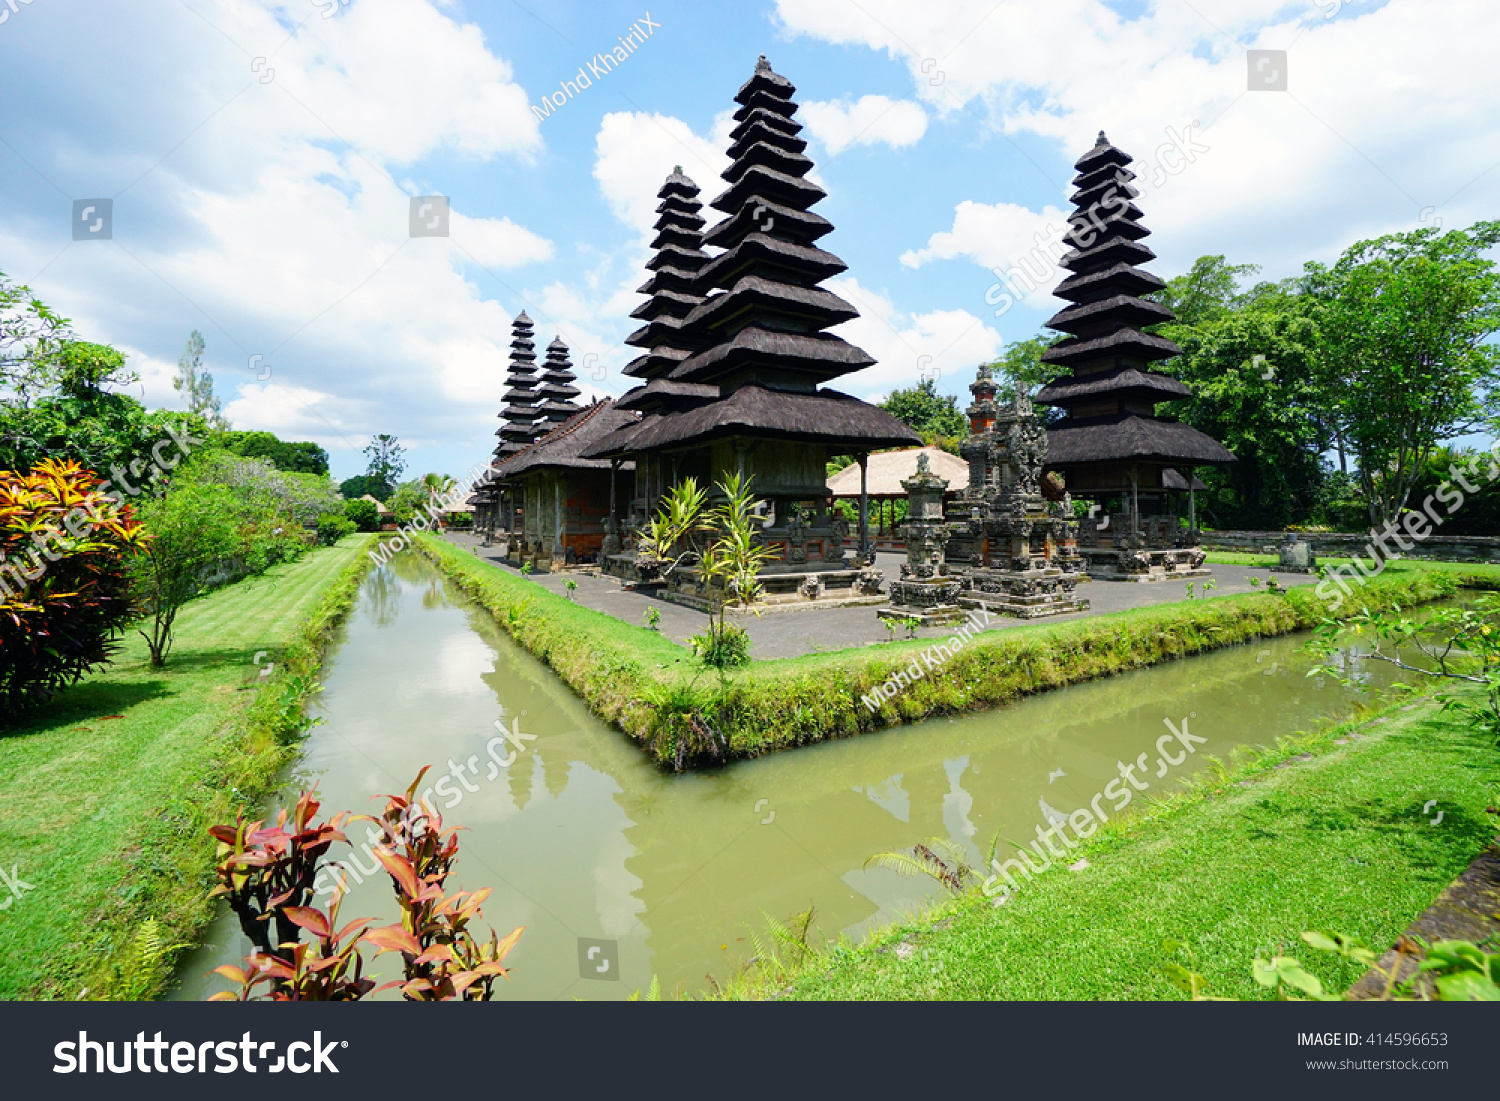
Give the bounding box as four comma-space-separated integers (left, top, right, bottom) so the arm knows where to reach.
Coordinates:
828, 276, 1003, 396
901, 199, 1072, 308
592, 110, 733, 235
2, 0, 557, 477
449, 211, 554, 268
776, 0, 1500, 279
800, 95, 928, 155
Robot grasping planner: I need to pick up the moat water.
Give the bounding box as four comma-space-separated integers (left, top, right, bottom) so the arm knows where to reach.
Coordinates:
171, 552, 1422, 1000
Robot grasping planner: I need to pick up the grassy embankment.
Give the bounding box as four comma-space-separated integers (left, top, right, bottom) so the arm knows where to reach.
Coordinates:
723, 691, 1500, 1001
0, 536, 375, 1000
420, 535, 1494, 767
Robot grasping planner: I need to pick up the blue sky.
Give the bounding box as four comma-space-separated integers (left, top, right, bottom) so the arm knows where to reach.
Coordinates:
0, 0, 1494, 481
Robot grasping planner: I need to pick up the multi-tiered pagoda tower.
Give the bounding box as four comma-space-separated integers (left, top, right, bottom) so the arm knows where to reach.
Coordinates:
584, 55, 920, 607
497, 312, 544, 458
536, 337, 581, 431
1035, 131, 1233, 581
624, 167, 711, 385
475, 312, 545, 542
597, 169, 720, 562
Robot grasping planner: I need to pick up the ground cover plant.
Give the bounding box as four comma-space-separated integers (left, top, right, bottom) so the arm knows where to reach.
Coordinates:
0, 536, 374, 999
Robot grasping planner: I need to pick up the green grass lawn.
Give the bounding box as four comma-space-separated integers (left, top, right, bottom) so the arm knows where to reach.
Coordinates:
1205, 549, 1500, 587
0, 536, 372, 1000
745, 693, 1500, 1001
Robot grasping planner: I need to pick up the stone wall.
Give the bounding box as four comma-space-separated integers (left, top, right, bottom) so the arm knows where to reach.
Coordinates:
1200, 530, 1500, 564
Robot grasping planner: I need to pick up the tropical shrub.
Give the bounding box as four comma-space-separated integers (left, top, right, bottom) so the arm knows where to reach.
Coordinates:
0, 459, 147, 714
209, 771, 524, 1002
316, 513, 356, 545
344, 497, 380, 532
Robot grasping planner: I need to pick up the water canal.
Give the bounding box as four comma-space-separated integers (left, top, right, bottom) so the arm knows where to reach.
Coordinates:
172, 551, 1422, 1000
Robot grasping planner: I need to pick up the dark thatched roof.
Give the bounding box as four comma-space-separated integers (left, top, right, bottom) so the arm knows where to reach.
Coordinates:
669, 325, 875, 384
613, 378, 718, 412
1046, 414, 1235, 467
495, 400, 639, 477
1162, 468, 1209, 491
1045, 293, 1174, 334
603, 385, 921, 452
1054, 261, 1164, 303
1040, 328, 1183, 367
1035, 366, 1190, 405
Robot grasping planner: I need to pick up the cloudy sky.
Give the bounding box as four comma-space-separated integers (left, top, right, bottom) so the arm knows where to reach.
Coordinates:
0, 0, 1493, 481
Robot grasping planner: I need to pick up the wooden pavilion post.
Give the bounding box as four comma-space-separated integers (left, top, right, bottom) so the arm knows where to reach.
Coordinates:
857, 452, 870, 563
1187, 466, 1197, 534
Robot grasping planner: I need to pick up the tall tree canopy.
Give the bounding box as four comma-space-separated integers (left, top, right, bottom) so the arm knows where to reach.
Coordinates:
217, 429, 329, 476
363, 433, 406, 499
173, 330, 227, 430
1155, 257, 1332, 529
879, 378, 967, 448
1303, 221, 1500, 529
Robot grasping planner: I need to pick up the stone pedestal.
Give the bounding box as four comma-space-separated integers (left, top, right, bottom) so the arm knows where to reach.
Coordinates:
881, 453, 967, 626
1276, 531, 1316, 573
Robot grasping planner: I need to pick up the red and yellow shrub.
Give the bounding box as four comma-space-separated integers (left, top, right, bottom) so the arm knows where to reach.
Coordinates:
0, 458, 147, 715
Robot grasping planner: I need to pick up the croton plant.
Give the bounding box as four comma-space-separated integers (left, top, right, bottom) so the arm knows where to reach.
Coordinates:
0, 458, 146, 715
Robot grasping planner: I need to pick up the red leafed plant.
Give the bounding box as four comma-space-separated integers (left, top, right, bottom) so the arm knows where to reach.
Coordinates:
207, 770, 523, 1002
0, 458, 147, 716
361, 768, 525, 1001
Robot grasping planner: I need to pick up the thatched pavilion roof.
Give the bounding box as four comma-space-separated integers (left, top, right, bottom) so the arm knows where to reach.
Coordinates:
599, 385, 920, 452
826, 447, 969, 498
1046, 414, 1235, 467
495, 400, 638, 478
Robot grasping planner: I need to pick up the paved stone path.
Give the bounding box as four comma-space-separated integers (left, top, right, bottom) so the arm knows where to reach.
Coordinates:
439, 532, 1281, 660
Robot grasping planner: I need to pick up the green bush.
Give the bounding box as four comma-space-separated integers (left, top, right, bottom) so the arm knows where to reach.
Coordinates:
316, 513, 356, 545
344, 497, 380, 532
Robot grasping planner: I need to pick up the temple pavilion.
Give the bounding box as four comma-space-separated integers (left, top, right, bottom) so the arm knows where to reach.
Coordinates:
1036, 132, 1234, 581
499, 399, 636, 571
584, 55, 920, 607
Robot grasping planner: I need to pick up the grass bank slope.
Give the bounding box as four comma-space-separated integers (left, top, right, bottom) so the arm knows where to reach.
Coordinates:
0, 536, 374, 999
744, 693, 1500, 1000
421, 536, 1463, 768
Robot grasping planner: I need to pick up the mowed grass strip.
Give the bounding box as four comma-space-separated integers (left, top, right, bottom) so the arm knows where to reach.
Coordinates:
0, 536, 373, 1000
757, 696, 1499, 1001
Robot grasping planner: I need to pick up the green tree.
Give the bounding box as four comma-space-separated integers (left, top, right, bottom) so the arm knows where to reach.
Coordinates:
217, 429, 329, 475
420, 471, 457, 509
363, 434, 406, 499
173, 330, 227, 430
344, 497, 381, 532
879, 379, 967, 447
339, 474, 386, 501
1155, 255, 1261, 326
988, 335, 1065, 392
1156, 268, 1332, 529
0, 268, 72, 402
130, 484, 241, 667
1304, 221, 1500, 530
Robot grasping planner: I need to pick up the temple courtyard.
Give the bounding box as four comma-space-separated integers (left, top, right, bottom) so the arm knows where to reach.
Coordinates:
442, 530, 1271, 660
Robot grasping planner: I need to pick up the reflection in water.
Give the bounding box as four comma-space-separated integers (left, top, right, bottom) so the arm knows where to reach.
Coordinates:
172, 557, 1418, 1001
